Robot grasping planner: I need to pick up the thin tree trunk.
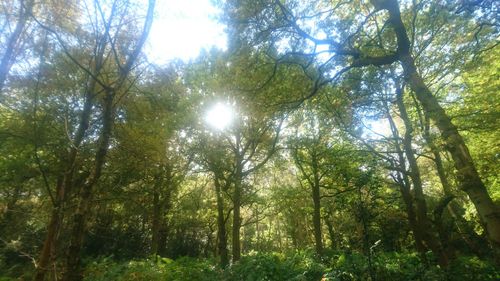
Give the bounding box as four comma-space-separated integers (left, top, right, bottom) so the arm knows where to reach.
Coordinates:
293, 145, 324, 256
215, 178, 228, 267
395, 87, 449, 266
34, 85, 95, 281
357, 186, 375, 281
33, 199, 62, 281
232, 163, 243, 262
255, 208, 260, 251
325, 217, 336, 250
384, 0, 500, 250
399, 182, 427, 253
386, 98, 427, 254
61, 2, 155, 277
276, 215, 282, 251
157, 221, 169, 257
151, 171, 171, 258
151, 181, 162, 258
312, 167, 323, 256
62, 91, 114, 281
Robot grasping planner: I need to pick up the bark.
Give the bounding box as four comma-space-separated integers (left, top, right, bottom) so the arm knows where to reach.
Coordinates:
62, 91, 114, 281
60, 2, 155, 278
232, 161, 243, 262
418, 109, 488, 256
255, 209, 260, 251
215, 178, 229, 267
151, 181, 162, 257
386, 99, 427, 253
399, 181, 427, 253
34, 84, 95, 281
276, 216, 283, 251
357, 187, 375, 281
395, 88, 449, 266
325, 217, 336, 250
311, 155, 323, 256
293, 146, 324, 256
151, 171, 175, 257
0, 0, 33, 93
434, 195, 456, 259
157, 223, 169, 256
383, 0, 500, 250
33, 208, 60, 281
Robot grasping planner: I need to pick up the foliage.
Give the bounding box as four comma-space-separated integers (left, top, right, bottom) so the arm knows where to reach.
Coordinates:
1, 0, 499, 280
84, 256, 220, 281
80, 252, 500, 281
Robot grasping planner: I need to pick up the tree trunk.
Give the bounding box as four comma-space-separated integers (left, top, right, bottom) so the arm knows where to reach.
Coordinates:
232, 165, 242, 262
386, 98, 427, 254
415, 106, 488, 256
399, 182, 427, 253
325, 217, 336, 250
34, 88, 94, 281
62, 92, 114, 281
33, 206, 62, 281
62, 188, 92, 281
385, 0, 500, 250
357, 186, 375, 281
312, 170, 323, 256
395, 88, 449, 266
215, 178, 228, 267
151, 182, 162, 257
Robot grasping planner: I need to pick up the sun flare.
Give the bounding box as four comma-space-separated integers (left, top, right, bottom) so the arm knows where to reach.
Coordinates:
205, 103, 234, 130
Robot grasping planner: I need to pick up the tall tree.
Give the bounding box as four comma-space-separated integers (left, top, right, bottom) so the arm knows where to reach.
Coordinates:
62, 1, 155, 279
27, 1, 156, 280
223, 0, 500, 249
289, 107, 336, 256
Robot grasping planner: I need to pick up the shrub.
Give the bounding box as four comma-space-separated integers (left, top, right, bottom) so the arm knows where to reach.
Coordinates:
84, 257, 165, 281
83, 252, 499, 281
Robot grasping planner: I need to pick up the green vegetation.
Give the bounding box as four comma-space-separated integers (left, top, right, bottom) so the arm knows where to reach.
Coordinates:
1, 0, 499, 280
82, 252, 499, 281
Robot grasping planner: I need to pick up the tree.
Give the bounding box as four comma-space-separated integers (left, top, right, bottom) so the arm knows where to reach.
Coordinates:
288, 106, 338, 256
24, 1, 156, 280
223, 0, 500, 251
196, 105, 282, 262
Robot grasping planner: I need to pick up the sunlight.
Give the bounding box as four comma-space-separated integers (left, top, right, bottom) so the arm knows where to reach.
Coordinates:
363, 118, 392, 139
205, 102, 234, 130
145, 0, 226, 64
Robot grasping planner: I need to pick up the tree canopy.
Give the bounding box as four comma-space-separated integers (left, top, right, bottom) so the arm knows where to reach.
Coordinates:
0, 0, 499, 280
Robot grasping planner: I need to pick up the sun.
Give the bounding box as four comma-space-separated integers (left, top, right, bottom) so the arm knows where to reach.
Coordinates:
205, 102, 234, 130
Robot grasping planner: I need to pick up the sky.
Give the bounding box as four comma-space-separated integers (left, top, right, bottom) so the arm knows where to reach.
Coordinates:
145, 0, 227, 64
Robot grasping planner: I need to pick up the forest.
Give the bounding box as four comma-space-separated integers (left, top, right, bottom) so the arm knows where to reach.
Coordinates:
0, 0, 499, 280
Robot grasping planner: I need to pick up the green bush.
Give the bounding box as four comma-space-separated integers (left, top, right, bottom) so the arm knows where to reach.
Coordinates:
84, 256, 221, 281
446, 256, 499, 281
224, 251, 326, 281
84, 257, 165, 281
226, 252, 298, 281
163, 256, 220, 281
82, 252, 499, 281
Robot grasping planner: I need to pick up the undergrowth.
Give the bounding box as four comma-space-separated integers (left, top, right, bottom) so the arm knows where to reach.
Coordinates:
81, 251, 500, 281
